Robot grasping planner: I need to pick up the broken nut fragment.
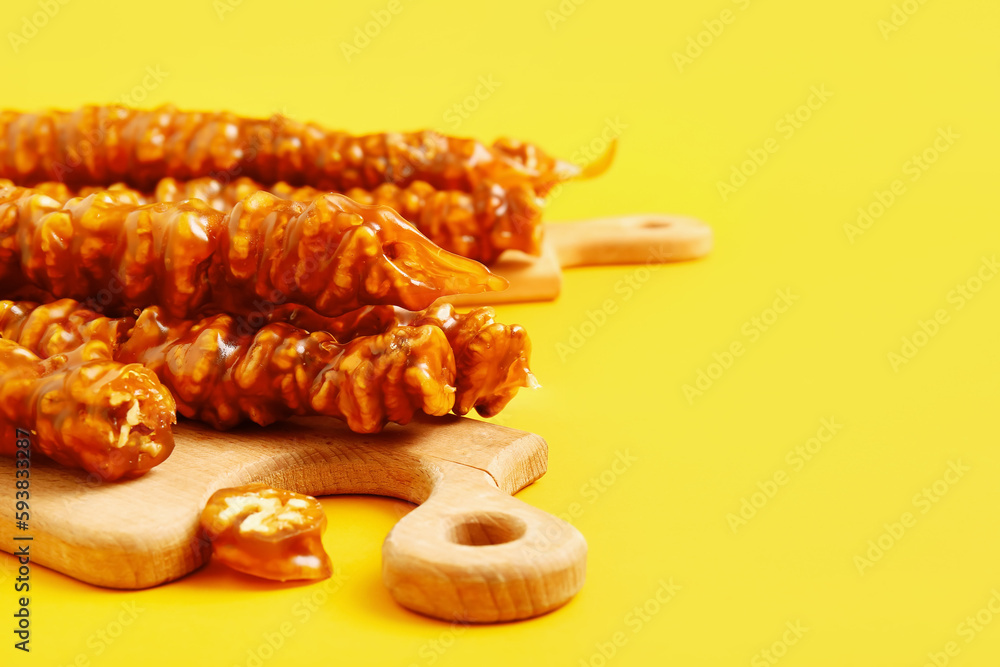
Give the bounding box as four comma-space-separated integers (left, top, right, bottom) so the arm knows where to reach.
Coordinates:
200, 483, 332, 582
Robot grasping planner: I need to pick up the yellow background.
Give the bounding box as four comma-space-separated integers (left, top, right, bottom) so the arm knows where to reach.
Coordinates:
3, 0, 1000, 664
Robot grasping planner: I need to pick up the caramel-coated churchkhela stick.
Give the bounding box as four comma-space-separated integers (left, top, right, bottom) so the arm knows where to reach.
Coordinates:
0, 299, 537, 425
0, 184, 506, 319
0, 298, 134, 357
159, 176, 544, 264
16, 175, 544, 264
409, 303, 537, 417
0, 106, 580, 195
272, 303, 537, 418
116, 307, 457, 434
2, 179, 144, 207
0, 338, 176, 481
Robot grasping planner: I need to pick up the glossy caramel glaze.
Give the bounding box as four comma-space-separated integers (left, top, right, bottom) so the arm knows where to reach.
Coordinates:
0, 106, 578, 195
0, 338, 175, 480
18, 175, 544, 265
169, 176, 543, 264
0, 183, 506, 319
0, 298, 134, 357
268, 302, 537, 417
201, 483, 331, 582
117, 307, 456, 433
0, 298, 536, 428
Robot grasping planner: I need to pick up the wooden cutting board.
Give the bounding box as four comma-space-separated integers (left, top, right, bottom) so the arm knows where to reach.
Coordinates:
0, 416, 586, 623
443, 213, 713, 307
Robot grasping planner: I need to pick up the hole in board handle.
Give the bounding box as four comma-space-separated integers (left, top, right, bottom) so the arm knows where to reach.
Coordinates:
448, 512, 527, 546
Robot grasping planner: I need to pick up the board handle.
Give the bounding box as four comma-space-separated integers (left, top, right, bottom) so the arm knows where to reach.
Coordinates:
544, 214, 712, 269
382, 462, 587, 623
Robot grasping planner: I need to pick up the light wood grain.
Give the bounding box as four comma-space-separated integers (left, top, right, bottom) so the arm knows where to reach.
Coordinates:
442, 214, 712, 307
0, 415, 587, 622
444, 246, 564, 306
545, 213, 713, 268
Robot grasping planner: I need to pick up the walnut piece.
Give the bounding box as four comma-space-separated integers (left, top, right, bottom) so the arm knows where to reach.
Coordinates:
200, 483, 331, 581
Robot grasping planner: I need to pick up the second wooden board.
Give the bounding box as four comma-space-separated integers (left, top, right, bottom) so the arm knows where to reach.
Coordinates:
443, 214, 713, 307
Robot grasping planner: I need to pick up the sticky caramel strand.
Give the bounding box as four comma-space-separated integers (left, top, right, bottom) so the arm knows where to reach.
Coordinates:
0, 183, 505, 319
0, 106, 579, 194
0, 337, 176, 480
